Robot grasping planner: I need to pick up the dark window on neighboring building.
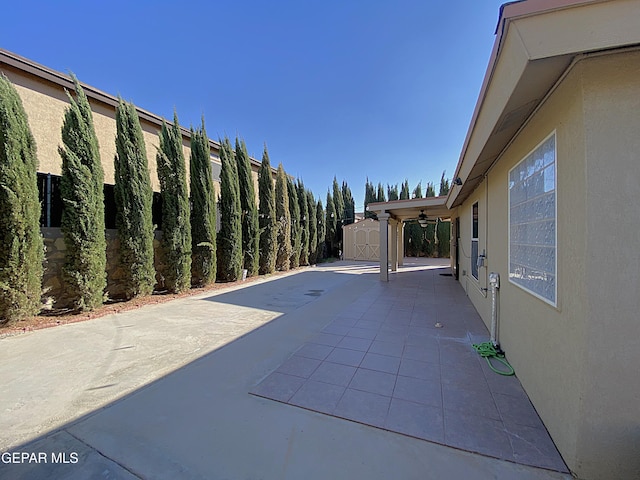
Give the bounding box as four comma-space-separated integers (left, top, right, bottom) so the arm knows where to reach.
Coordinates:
38, 173, 63, 227
38, 173, 124, 230
152, 192, 162, 230
103, 184, 116, 229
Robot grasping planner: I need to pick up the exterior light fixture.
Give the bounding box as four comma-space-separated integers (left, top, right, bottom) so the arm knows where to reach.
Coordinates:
417, 210, 437, 228
418, 210, 429, 228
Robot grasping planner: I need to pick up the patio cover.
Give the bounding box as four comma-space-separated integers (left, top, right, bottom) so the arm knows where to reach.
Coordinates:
367, 196, 450, 281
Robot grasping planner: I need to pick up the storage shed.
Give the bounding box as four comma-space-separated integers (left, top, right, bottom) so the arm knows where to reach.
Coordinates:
342, 218, 384, 261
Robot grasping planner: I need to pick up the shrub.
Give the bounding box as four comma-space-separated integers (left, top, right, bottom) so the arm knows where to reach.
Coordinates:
236, 138, 259, 277
114, 98, 155, 299
258, 146, 277, 275
190, 119, 217, 286
217, 137, 242, 282
288, 177, 301, 268
275, 164, 291, 271
58, 75, 106, 310
156, 113, 191, 293
0, 75, 44, 323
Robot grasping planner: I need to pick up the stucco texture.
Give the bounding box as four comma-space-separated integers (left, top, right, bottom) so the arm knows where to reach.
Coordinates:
454, 50, 640, 479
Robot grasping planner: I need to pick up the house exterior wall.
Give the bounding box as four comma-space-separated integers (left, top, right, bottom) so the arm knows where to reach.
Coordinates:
453, 50, 640, 479
579, 50, 640, 477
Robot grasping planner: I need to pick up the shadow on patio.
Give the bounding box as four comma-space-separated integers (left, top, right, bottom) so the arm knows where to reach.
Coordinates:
0, 259, 569, 479
251, 259, 568, 473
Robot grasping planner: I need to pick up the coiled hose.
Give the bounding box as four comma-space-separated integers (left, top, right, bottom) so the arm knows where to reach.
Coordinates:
472, 342, 515, 376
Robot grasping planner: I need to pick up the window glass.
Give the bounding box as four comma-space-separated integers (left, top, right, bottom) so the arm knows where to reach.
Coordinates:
509, 134, 556, 305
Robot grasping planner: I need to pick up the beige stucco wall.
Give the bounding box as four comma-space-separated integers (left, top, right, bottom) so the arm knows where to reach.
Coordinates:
455, 181, 490, 322
5, 67, 69, 178
482, 61, 588, 470
454, 50, 640, 479
1, 64, 236, 193
579, 50, 640, 478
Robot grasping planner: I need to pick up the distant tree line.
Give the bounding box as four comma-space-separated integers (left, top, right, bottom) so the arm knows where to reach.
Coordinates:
320, 173, 451, 260
0, 75, 326, 325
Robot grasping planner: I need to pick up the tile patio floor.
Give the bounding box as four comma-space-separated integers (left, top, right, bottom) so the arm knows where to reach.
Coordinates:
250, 262, 568, 473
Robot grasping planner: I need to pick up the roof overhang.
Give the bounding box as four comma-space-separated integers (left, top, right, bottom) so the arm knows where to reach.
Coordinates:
367, 196, 450, 222
447, 0, 640, 208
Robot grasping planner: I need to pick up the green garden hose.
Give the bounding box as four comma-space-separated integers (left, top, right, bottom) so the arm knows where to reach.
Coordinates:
472, 342, 515, 376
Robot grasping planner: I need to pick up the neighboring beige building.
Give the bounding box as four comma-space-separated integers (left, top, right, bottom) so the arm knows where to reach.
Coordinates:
0, 48, 275, 299
370, 1, 640, 479
0, 48, 269, 228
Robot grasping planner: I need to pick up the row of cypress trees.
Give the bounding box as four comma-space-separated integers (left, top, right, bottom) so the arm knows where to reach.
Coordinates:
0, 74, 324, 324
219, 140, 325, 281
324, 177, 356, 257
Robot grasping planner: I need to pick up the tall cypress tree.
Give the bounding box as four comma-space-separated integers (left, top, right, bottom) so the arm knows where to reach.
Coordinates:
401, 179, 411, 257
436, 171, 451, 258
413, 182, 423, 199
297, 180, 309, 266
236, 138, 259, 277
325, 191, 337, 257
190, 118, 216, 286
156, 113, 191, 293
332, 177, 344, 251
114, 98, 155, 299
341, 180, 355, 225
275, 163, 291, 271
288, 177, 301, 268
332, 177, 344, 224
439, 171, 450, 196
59, 74, 106, 310
426, 182, 436, 197
364, 178, 377, 219
316, 199, 325, 260
217, 137, 243, 281
400, 179, 410, 200
387, 184, 399, 201
306, 191, 317, 265
376, 182, 386, 203
0, 75, 43, 323
258, 145, 277, 275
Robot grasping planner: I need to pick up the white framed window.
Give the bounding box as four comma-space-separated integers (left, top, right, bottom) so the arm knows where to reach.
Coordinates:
471, 202, 479, 280
508, 132, 557, 306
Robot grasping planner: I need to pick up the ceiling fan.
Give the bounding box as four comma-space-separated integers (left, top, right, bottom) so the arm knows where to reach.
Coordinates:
417, 210, 437, 227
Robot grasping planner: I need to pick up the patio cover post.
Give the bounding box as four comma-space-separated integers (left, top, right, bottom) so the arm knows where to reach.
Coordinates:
390, 218, 398, 272
378, 213, 390, 281
397, 221, 404, 266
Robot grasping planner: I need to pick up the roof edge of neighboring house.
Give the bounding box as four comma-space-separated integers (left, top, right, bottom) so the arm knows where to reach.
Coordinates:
0, 47, 270, 170
447, 0, 633, 209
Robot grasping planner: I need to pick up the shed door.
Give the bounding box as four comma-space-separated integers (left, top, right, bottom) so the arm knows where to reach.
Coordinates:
368, 229, 380, 260
355, 230, 368, 260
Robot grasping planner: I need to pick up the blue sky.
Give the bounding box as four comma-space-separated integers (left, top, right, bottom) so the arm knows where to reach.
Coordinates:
1, 0, 506, 211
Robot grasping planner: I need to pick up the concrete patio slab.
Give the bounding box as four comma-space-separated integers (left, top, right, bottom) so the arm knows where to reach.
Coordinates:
0, 260, 571, 479
250, 260, 569, 474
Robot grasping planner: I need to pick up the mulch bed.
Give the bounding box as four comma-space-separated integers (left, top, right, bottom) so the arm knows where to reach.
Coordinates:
0, 268, 300, 338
